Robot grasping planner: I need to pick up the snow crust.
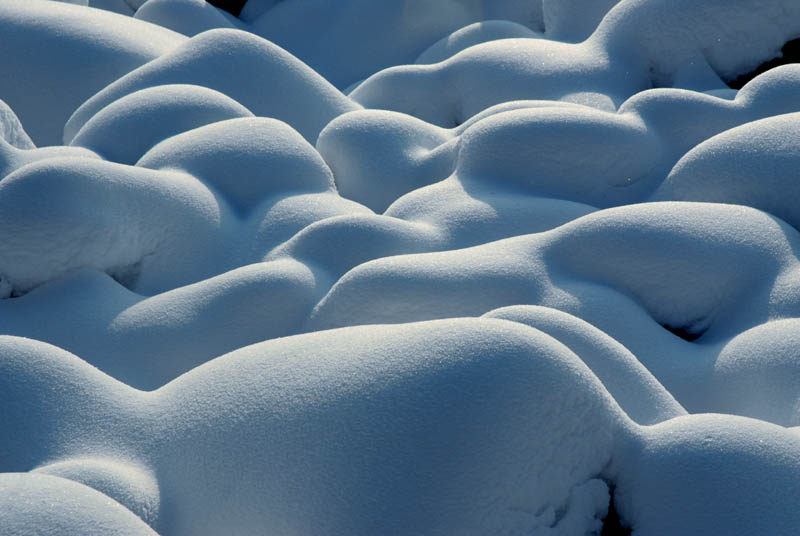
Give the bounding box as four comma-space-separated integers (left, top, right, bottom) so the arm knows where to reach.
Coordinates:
4, 0, 800, 534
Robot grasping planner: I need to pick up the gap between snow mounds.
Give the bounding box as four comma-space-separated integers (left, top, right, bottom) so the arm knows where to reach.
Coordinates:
0, 320, 628, 535
205, 0, 247, 17
134, 0, 245, 39
599, 484, 632, 536
658, 319, 708, 342
725, 37, 800, 89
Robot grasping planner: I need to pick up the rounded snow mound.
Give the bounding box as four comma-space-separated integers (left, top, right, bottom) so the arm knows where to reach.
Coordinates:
65, 28, 359, 145
5, 1, 800, 534
70, 84, 253, 165
0, 473, 159, 536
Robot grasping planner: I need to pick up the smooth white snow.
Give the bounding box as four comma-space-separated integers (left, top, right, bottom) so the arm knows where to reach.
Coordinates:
4, 0, 800, 534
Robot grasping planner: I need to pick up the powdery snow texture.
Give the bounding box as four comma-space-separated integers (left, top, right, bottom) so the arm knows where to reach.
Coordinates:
3, 0, 800, 535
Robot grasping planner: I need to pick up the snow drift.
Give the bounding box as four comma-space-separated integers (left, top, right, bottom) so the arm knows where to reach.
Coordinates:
3, 0, 800, 534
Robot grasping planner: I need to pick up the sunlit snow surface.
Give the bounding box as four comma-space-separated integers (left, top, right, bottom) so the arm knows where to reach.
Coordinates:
3, 1, 800, 534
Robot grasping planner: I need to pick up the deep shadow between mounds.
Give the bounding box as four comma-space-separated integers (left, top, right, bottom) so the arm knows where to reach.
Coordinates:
661, 323, 706, 342
602, 487, 633, 536
726, 38, 800, 89
206, 0, 248, 17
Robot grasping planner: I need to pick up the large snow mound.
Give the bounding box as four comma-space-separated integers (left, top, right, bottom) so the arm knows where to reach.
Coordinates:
4, 0, 800, 534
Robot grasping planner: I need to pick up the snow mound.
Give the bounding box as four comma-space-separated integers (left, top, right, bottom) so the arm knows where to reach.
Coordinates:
0, 473, 158, 536
138, 117, 334, 214
32, 457, 161, 528
352, 0, 800, 126
308, 203, 793, 334
0, 0, 185, 146
653, 112, 800, 230
0, 99, 34, 149
6, 0, 800, 533
0, 140, 100, 182
65, 29, 359, 145
317, 109, 454, 212
350, 38, 633, 126
483, 305, 685, 425
0, 157, 228, 295
0, 320, 627, 535
242, 0, 546, 90
453, 105, 660, 207
414, 20, 543, 65
71, 84, 253, 165
614, 414, 800, 535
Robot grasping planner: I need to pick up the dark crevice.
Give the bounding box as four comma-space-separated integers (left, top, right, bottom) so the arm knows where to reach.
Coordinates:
205, 0, 248, 17
661, 322, 707, 342
0, 277, 15, 299
602, 487, 632, 536
108, 261, 143, 292
725, 38, 800, 89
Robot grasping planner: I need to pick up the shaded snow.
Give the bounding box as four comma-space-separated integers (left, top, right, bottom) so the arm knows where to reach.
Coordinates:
3, 0, 800, 534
